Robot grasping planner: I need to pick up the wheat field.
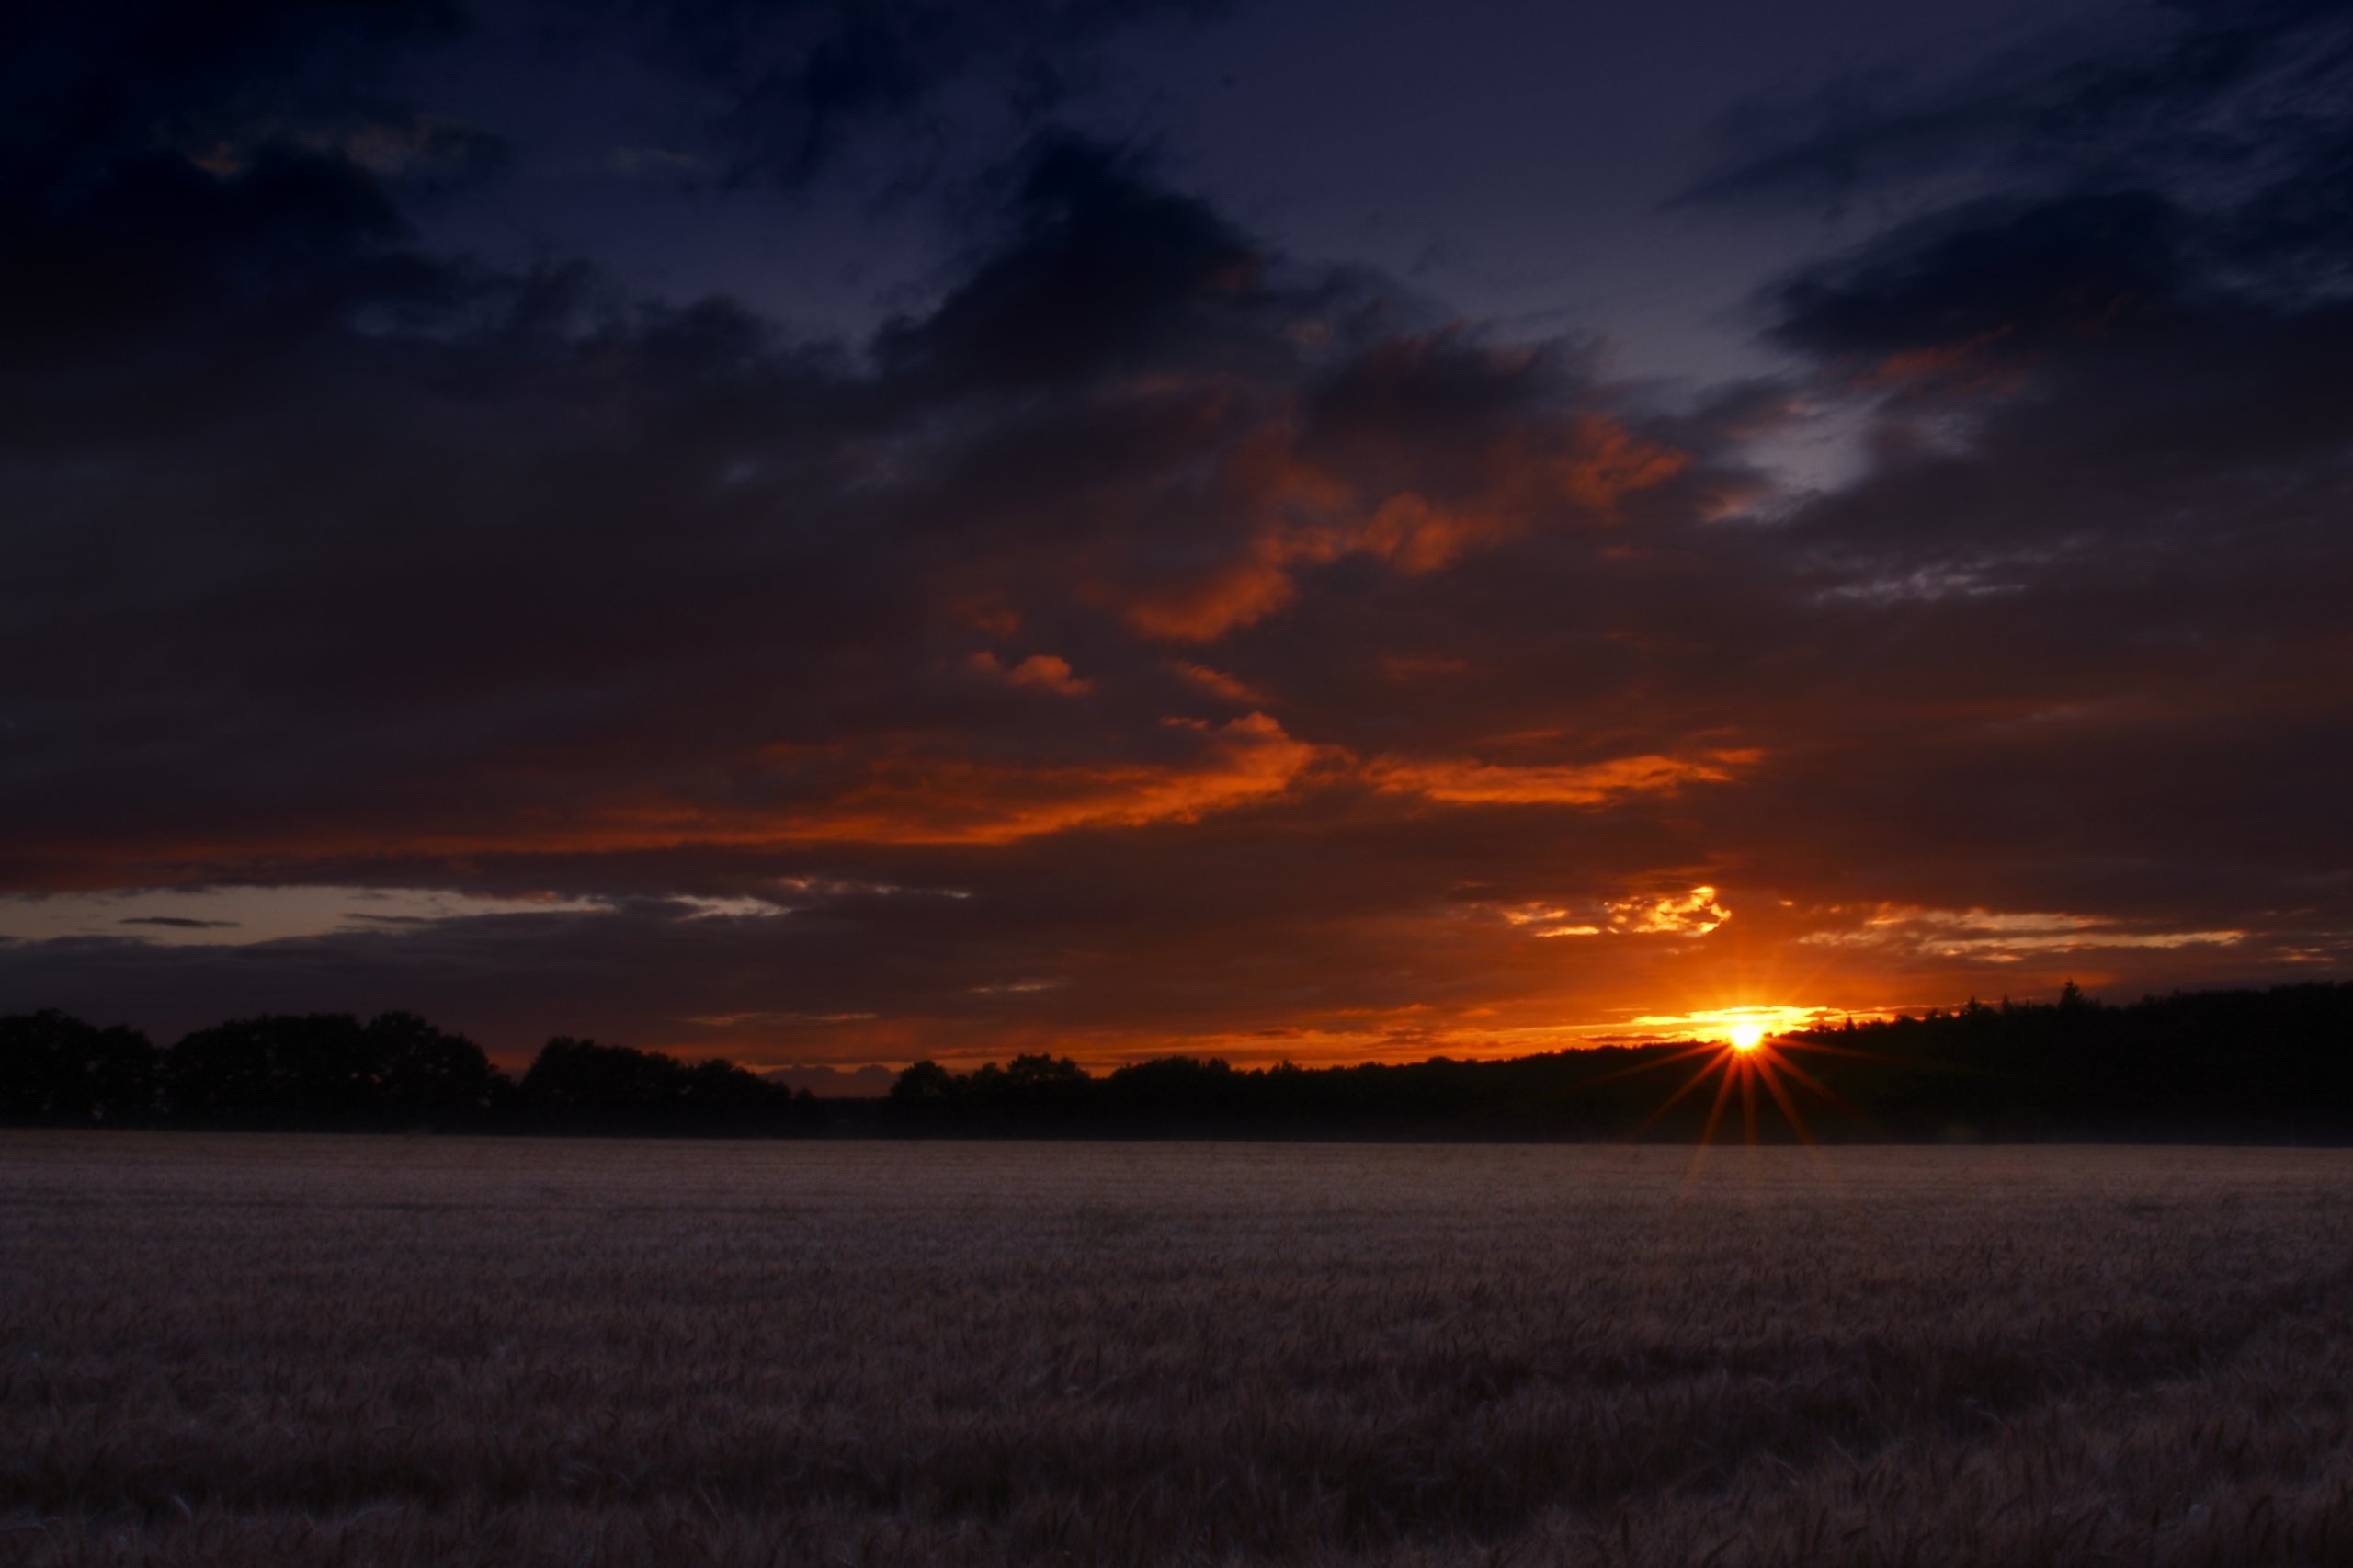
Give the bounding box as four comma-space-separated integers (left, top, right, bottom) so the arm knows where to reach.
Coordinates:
4, 1133, 2350, 1566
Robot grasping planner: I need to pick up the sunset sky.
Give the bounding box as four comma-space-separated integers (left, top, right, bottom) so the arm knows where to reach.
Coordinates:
6, 0, 2350, 1084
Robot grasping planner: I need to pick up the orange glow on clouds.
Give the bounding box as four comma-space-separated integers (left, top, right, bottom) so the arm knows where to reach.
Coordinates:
971, 651, 1092, 695
8, 733, 1764, 885
767, 713, 1315, 843
1619, 1005, 1845, 1044
1606, 885, 1733, 935
1165, 660, 1270, 705
1856, 326, 2032, 399
1367, 751, 1759, 808
1113, 398, 1688, 641
1802, 904, 2248, 960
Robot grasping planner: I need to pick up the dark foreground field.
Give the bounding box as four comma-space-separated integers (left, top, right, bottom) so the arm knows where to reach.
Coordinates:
5, 1137, 2351, 1566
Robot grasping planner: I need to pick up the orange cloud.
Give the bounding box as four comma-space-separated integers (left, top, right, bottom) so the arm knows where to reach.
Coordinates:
1607, 885, 1732, 936
1365, 748, 1760, 807
483, 735, 1746, 857
1802, 904, 2246, 960
1124, 536, 1308, 642
1116, 407, 1688, 641
11, 732, 1750, 893
971, 651, 1092, 696
764, 712, 1317, 844
10, 716, 1323, 878
1495, 902, 1603, 937
1856, 328, 2032, 400
1167, 660, 1272, 706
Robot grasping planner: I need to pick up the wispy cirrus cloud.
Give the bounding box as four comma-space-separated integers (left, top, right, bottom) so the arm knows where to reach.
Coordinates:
1802, 906, 2248, 962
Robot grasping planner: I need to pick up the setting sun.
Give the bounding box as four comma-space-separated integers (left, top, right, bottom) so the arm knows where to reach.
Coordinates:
1728, 1022, 1767, 1052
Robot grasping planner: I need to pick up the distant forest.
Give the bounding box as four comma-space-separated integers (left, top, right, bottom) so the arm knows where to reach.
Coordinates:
4, 982, 2350, 1141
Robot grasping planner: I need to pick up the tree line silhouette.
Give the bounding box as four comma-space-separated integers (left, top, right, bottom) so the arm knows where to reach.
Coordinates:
0, 1011, 819, 1134
4, 983, 2349, 1139
878, 982, 2353, 1140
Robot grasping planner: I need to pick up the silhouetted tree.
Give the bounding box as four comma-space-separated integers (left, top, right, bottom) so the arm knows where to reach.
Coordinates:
517, 1037, 813, 1133
367, 1011, 505, 1124
161, 1012, 501, 1128
0, 1011, 158, 1125
889, 1060, 957, 1112
994, 1053, 1092, 1114
1106, 1055, 1246, 1118
164, 1014, 361, 1124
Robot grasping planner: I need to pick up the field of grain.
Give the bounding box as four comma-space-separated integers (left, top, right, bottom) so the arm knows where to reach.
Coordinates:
4, 1134, 2351, 1566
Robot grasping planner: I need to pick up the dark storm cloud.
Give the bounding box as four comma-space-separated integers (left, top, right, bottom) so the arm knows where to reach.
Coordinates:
4, 1, 2348, 1062
1765, 190, 2186, 363
610, 0, 1229, 187
0, 7, 1702, 892
877, 134, 1282, 390
3, 3, 464, 158
1678, 0, 2353, 220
